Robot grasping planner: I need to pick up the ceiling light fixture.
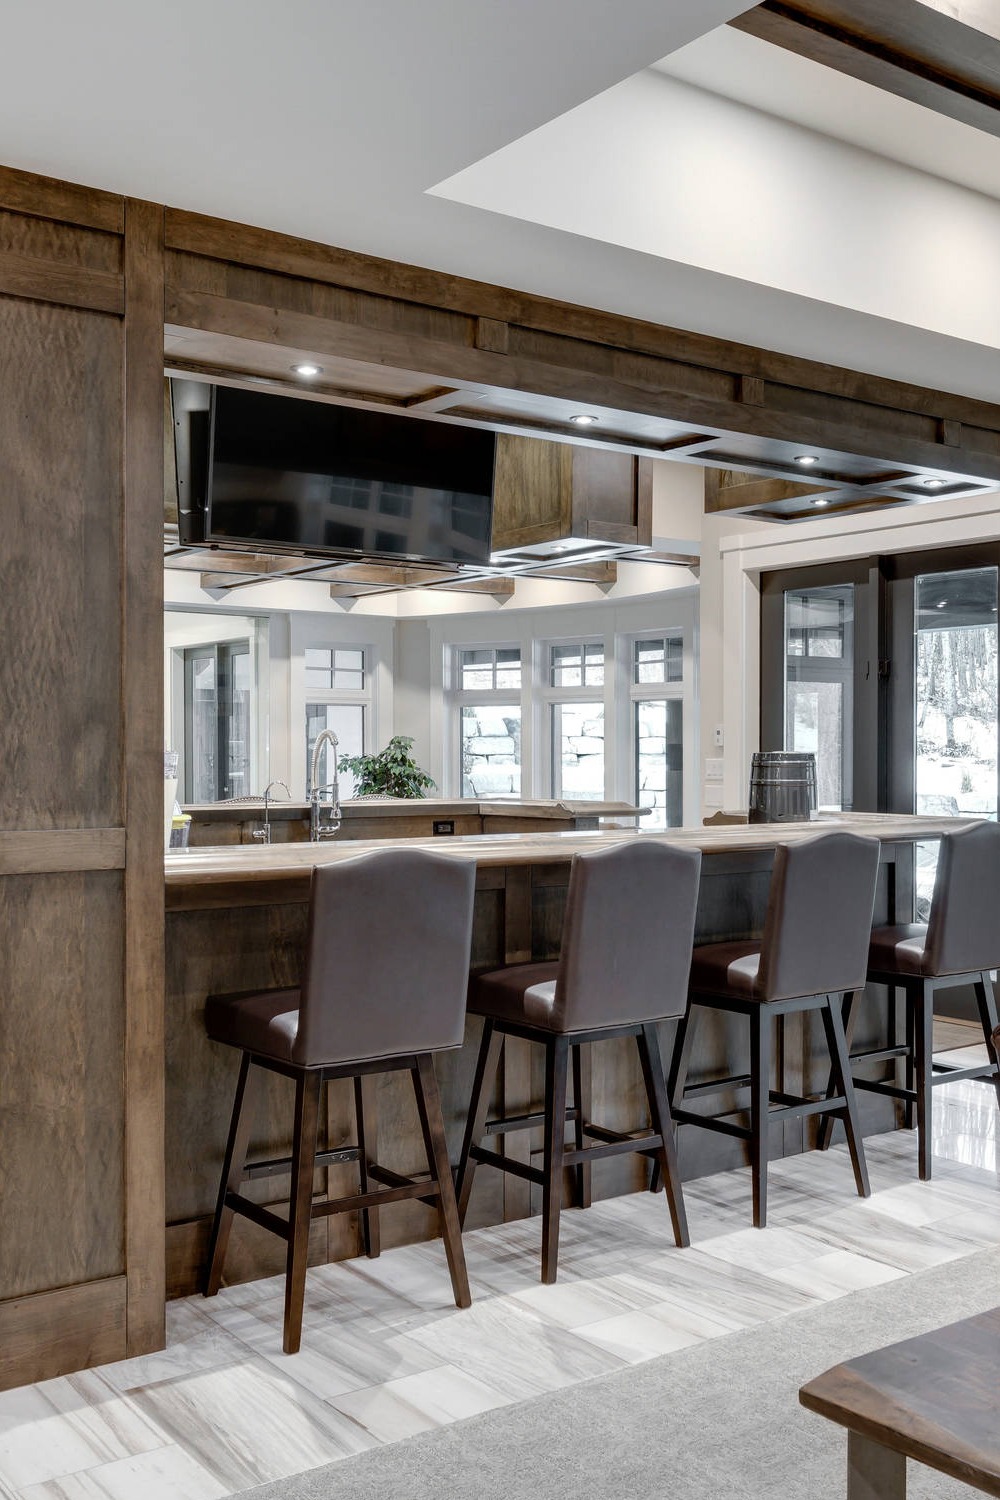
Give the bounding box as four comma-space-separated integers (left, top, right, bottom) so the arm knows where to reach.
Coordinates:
794, 455, 819, 466
569, 414, 599, 426
811, 498, 829, 508
923, 478, 945, 489
291, 362, 323, 378
936, 600, 947, 608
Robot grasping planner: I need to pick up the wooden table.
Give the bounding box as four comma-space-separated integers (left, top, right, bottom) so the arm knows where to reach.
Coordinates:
800, 1307, 1000, 1497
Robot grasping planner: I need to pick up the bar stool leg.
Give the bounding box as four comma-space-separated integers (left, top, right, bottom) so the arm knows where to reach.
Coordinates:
818, 991, 861, 1152
974, 971, 1000, 1116
668, 1006, 697, 1114
205, 1051, 255, 1298
914, 981, 934, 1182
354, 1075, 380, 1259
284, 1070, 322, 1354
750, 1007, 771, 1229
821, 994, 871, 1200
904, 990, 916, 1130
637, 1024, 689, 1248
456, 1020, 503, 1226
542, 1036, 569, 1283
412, 1053, 471, 1309
572, 1043, 592, 1209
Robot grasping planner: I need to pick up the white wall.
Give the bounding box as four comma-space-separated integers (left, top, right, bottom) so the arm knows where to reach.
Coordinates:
433, 67, 1000, 354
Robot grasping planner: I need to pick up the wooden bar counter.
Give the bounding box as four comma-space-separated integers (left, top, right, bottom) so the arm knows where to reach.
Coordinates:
181, 797, 647, 846
164, 813, 974, 1298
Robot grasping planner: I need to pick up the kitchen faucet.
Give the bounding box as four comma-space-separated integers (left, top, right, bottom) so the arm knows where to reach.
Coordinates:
309, 729, 342, 840
251, 780, 292, 844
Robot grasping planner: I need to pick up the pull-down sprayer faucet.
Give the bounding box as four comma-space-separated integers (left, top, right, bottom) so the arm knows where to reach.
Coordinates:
309, 729, 342, 840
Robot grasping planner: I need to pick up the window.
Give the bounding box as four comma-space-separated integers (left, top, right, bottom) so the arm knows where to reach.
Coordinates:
182, 640, 253, 801
438, 611, 693, 817
546, 640, 606, 801
630, 635, 684, 829
304, 646, 371, 796
450, 646, 522, 797
784, 586, 855, 811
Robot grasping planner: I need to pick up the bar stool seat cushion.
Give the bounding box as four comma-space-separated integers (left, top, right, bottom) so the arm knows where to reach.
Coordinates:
867, 924, 929, 977
205, 987, 300, 1063
468, 962, 560, 1030
689, 940, 763, 1000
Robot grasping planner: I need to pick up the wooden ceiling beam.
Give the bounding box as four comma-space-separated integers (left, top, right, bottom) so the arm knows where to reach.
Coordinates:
730, 1, 1000, 138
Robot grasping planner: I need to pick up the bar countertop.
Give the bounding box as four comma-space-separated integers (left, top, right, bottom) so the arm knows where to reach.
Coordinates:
164, 811, 979, 909
181, 797, 648, 823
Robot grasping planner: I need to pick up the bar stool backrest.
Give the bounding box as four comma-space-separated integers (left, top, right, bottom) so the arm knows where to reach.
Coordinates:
925, 821, 1000, 976
554, 839, 702, 1032
757, 831, 880, 1002
293, 848, 477, 1067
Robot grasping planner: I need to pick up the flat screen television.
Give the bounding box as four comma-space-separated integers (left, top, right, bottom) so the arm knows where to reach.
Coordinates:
197, 384, 495, 566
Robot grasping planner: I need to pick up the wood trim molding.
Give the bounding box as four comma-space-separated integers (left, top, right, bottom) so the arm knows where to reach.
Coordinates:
0, 164, 124, 234
0, 828, 126, 875
0, 251, 124, 315
122, 197, 166, 1359
0, 1277, 126, 1391
165, 287, 1000, 492
731, 1, 1000, 139
163, 205, 1000, 431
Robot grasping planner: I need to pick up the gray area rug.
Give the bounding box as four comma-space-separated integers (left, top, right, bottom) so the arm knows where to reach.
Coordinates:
244, 1247, 1000, 1500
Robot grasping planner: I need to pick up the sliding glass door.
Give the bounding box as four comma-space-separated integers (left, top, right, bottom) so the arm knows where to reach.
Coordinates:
762, 544, 1000, 1017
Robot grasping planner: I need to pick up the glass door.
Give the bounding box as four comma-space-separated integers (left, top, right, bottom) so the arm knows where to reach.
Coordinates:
912, 565, 998, 917
183, 640, 252, 800
760, 560, 879, 813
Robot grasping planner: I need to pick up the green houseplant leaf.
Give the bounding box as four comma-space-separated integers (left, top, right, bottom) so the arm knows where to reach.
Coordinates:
339, 736, 436, 799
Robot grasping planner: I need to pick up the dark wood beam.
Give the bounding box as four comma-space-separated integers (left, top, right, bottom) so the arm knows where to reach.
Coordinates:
162, 209, 1000, 524
730, 1, 1000, 138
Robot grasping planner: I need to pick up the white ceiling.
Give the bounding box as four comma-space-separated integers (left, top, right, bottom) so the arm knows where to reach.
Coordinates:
4, 1, 1000, 404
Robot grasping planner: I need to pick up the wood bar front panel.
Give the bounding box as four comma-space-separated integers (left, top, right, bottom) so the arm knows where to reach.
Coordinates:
164, 849, 899, 1298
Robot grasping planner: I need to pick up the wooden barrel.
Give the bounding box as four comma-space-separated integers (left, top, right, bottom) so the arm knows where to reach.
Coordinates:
748, 751, 817, 823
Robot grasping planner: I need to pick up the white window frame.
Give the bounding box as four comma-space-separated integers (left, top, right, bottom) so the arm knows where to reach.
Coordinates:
289, 615, 392, 799
538, 633, 614, 801
626, 629, 687, 828
446, 642, 525, 798
427, 590, 698, 819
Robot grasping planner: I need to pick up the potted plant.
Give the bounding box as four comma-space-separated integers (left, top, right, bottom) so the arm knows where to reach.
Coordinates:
339, 735, 436, 799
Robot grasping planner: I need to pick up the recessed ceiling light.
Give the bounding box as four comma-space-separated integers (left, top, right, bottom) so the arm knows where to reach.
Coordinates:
794, 455, 819, 466
923, 477, 944, 489
936, 600, 947, 608
569, 414, 599, 426
811, 498, 829, 508
291, 362, 323, 378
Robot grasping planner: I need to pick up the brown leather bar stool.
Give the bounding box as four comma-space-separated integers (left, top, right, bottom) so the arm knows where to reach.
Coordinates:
455, 839, 702, 1284
670, 830, 880, 1229
819, 821, 1000, 1181
203, 847, 476, 1353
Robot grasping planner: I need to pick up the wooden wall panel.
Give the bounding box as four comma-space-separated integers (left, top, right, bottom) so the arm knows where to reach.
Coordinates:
0, 295, 123, 829
122, 198, 166, 1356
0, 210, 122, 273
0, 1278, 126, 1392
0, 872, 125, 1298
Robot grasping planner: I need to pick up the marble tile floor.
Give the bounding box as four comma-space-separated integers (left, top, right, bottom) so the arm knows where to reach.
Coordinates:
2, 1073, 998, 1500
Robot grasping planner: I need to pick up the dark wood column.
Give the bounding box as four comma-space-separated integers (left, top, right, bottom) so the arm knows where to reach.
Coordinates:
0, 168, 165, 1388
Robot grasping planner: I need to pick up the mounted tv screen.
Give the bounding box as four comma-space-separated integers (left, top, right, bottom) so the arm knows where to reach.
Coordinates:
204, 385, 496, 566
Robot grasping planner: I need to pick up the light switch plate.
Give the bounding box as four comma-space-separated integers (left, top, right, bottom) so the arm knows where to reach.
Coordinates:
705, 758, 724, 780
704, 785, 724, 807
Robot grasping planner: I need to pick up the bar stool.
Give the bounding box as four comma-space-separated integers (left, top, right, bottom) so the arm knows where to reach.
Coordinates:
203, 847, 476, 1353
670, 830, 880, 1229
455, 839, 702, 1283
819, 821, 1000, 1181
